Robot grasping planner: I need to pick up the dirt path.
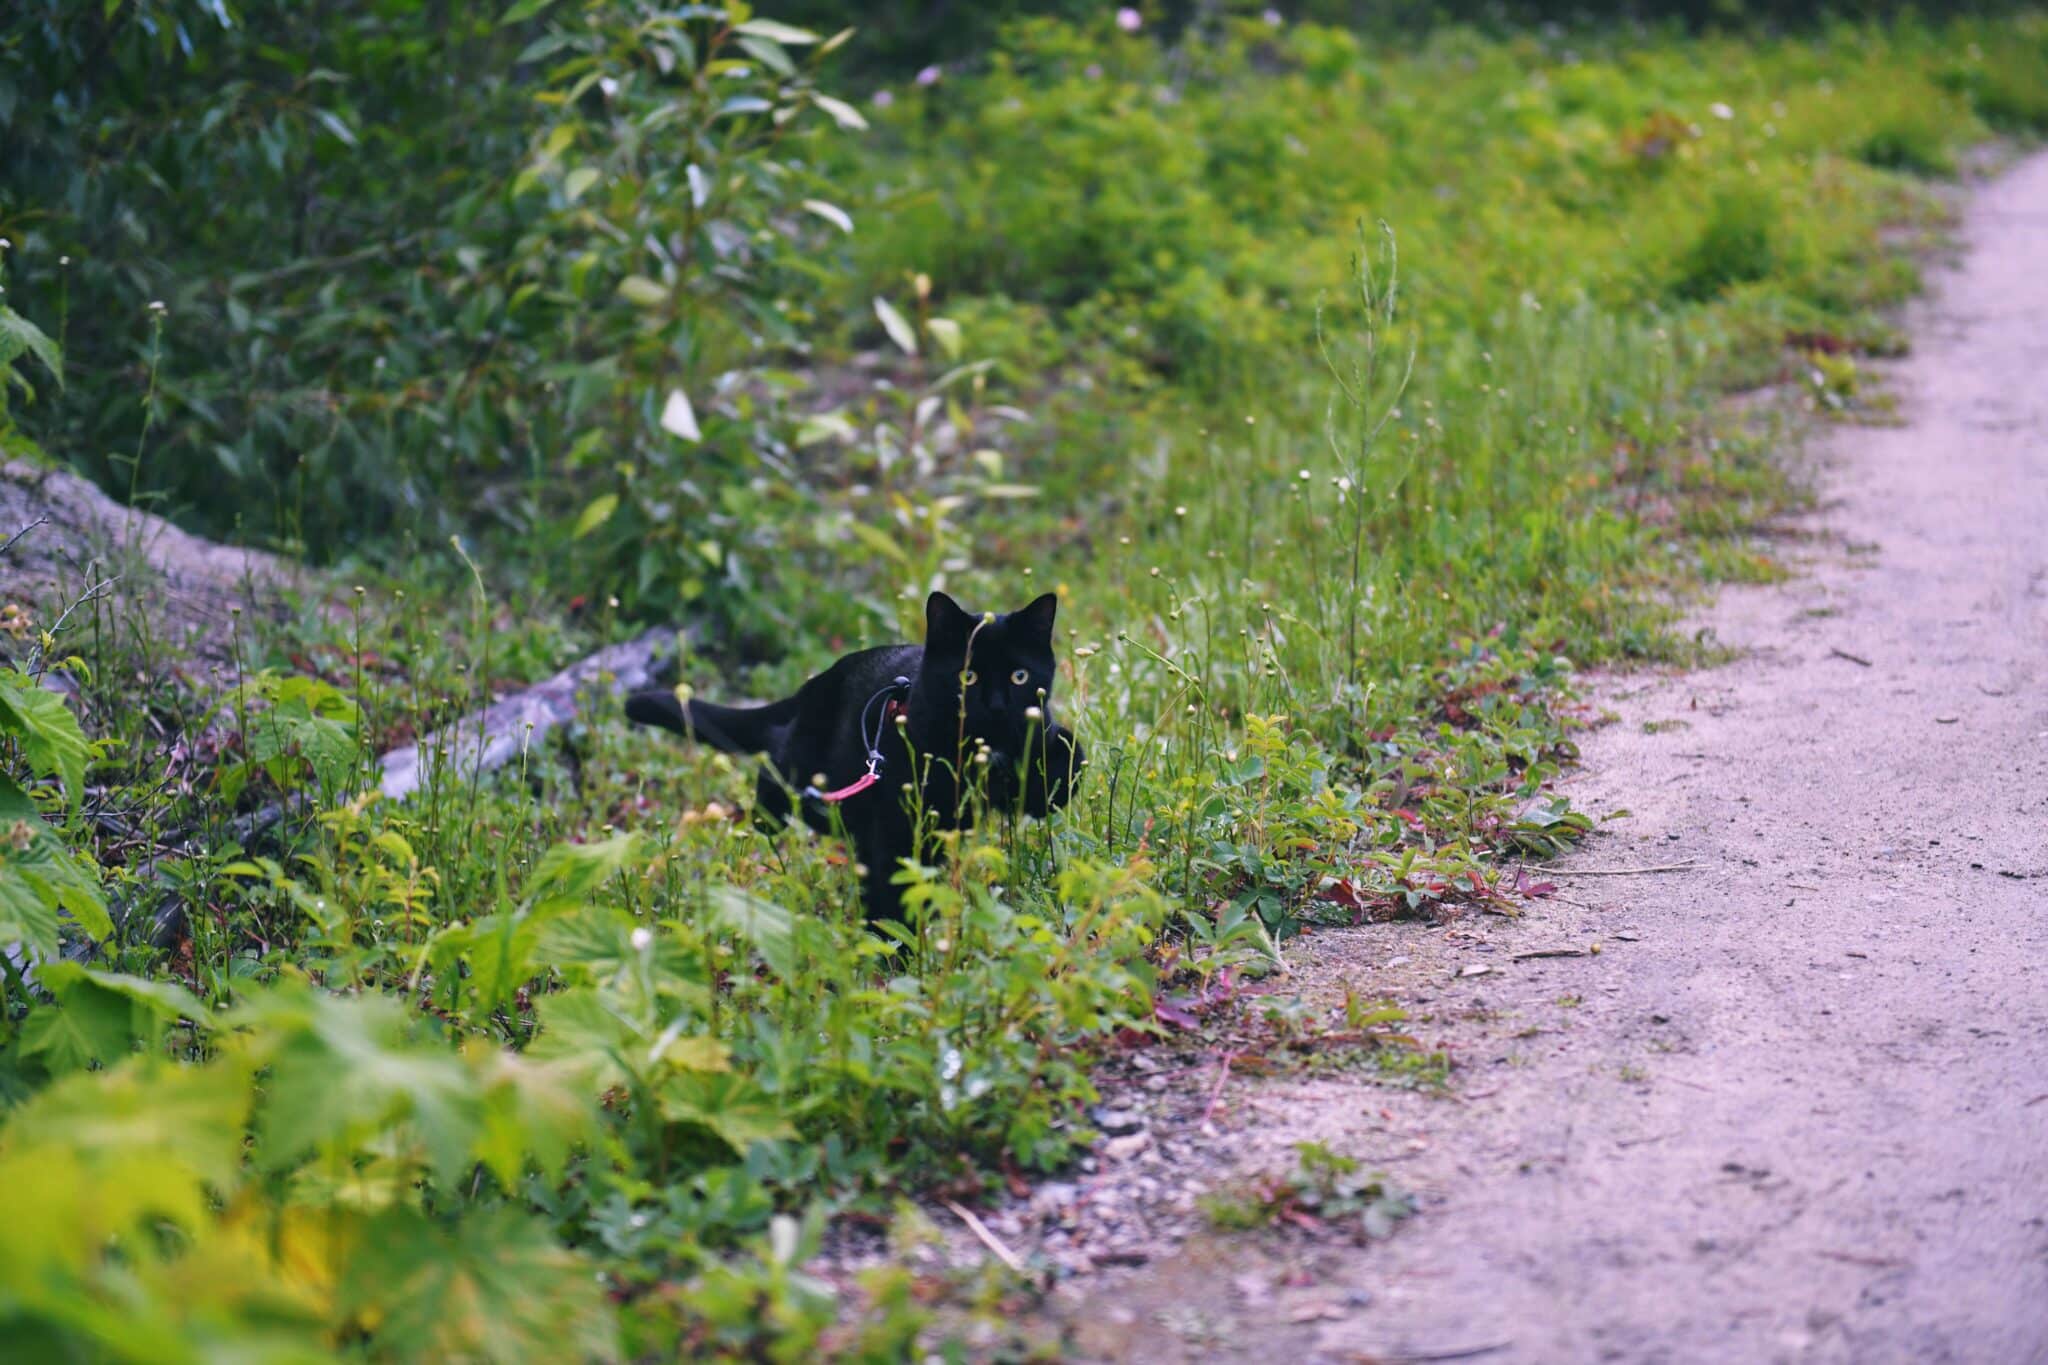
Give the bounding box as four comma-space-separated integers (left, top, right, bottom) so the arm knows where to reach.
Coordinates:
1035, 155, 2048, 1362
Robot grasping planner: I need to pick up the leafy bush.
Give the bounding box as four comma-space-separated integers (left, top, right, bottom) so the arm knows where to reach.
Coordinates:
0, 665, 110, 965
1856, 102, 1960, 176
0, 1, 872, 626
1671, 186, 1786, 301
4, 5, 2048, 1357
1940, 31, 2048, 131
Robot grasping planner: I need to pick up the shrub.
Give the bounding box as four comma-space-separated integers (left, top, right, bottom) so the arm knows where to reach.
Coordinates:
1671, 186, 1783, 301
1856, 107, 1958, 175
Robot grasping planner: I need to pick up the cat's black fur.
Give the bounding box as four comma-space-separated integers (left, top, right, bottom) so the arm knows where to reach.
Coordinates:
625, 591, 1083, 921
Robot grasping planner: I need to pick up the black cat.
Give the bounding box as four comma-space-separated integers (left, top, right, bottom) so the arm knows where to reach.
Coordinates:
625, 591, 1084, 921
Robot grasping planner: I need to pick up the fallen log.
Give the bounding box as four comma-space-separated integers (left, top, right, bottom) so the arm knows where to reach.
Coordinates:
377, 625, 677, 803
124, 624, 681, 951
0, 459, 297, 664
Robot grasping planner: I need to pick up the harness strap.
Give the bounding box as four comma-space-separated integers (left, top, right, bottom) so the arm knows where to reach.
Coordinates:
804, 685, 909, 805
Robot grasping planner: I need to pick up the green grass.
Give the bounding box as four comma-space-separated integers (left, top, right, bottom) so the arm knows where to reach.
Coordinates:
3, 7, 2047, 1360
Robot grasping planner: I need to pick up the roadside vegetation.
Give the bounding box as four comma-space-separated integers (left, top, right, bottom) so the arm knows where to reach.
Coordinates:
2, 2, 2045, 1357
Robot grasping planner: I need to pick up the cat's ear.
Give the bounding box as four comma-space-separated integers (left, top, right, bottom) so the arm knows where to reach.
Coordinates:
924, 590, 974, 650
1012, 592, 1058, 644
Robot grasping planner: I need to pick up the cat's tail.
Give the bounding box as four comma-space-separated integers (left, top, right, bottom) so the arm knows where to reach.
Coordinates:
624, 690, 797, 755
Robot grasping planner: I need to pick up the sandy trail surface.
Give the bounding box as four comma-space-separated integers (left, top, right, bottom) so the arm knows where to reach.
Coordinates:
1040, 153, 2048, 1364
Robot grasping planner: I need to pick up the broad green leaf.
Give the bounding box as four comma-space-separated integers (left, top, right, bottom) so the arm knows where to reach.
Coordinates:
800, 198, 853, 233
0, 773, 112, 949
237, 987, 478, 1185
516, 31, 575, 63
468, 1046, 600, 1187
926, 315, 962, 358
571, 492, 618, 540
261, 674, 358, 721
658, 1070, 796, 1153
795, 409, 857, 446
68, 964, 211, 1029
811, 93, 868, 130
498, 0, 560, 24
534, 905, 640, 980
735, 35, 795, 78
732, 18, 820, 44
2, 1054, 253, 1195
312, 108, 358, 147
0, 306, 61, 390
338, 1207, 617, 1364
645, 1015, 731, 1072
245, 705, 357, 795
873, 297, 919, 356
0, 670, 91, 807
18, 961, 211, 1074
616, 274, 668, 308
536, 908, 711, 1016
716, 94, 773, 119
530, 832, 642, 903
562, 165, 599, 202
659, 387, 701, 441
454, 911, 542, 1016
526, 985, 637, 1090
0, 858, 61, 959
16, 984, 130, 1075
707, 886, 798, 978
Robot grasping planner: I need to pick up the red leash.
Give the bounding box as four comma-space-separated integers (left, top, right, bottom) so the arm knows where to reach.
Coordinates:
811, 767, 883, 803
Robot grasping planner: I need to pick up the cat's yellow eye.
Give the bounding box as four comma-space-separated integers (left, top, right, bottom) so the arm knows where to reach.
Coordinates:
1010, 669, 1029, 685
961, 670, 978, 686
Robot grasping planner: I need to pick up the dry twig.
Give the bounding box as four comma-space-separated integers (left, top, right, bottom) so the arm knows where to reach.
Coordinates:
1544, 861, 1697, 877
942, 1199, 1026, 1275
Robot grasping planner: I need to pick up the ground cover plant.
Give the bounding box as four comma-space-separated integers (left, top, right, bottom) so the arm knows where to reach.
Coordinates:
2, 2, 2046, 1357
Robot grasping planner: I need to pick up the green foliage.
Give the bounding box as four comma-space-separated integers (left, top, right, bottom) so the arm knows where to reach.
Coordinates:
0, 995, 618, 1362
0, 1, 867, 629
1939, 32, 2048, 132
0, 666, 110, 956
1201, 1139, 1414, 1242
1672, 186, 1787, 301
1856, 106, 1960, 176
0, 292, 62, 457
4, 4, 2048, 1358
217, 671, 363, 805
0, 670, 92, 810
494, 6, 872, 620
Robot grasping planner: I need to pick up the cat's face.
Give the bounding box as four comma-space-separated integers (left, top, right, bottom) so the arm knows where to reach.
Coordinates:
922, 591, 1059, 757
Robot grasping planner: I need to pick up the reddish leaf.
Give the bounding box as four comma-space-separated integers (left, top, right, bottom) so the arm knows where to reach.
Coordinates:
1314, 878, 1366, 911
1279, 1208, 1325, 1233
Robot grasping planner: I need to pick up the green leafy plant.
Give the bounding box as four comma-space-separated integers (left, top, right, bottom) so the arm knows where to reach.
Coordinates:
0, 293, 62, 460
1202, 1140, 1415, 1242
4, 6, 2046, 1357
0, 668, 109, 962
